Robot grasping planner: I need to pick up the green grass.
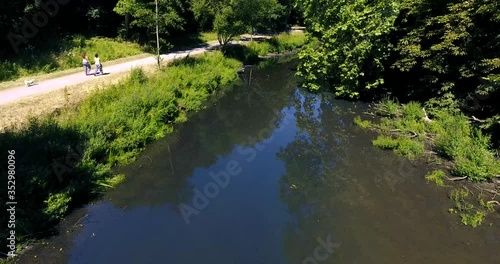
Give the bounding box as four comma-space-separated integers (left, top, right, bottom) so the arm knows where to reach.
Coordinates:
425, 170, 447, 186
0, 35, 144, 82
200, 32, 219, 42
0, 51, 242, 245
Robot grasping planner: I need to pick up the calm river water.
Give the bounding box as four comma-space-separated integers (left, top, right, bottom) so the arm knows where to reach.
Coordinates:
19, 59, 500, 264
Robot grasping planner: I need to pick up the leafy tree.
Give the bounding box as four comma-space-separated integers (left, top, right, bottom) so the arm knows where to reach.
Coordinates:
239, 0, 284, 35
190, 0, 284, 46
296, 0, 401, 98
191, 0, 245, 46
114, 0, 186, 37
391, 0, 500, 117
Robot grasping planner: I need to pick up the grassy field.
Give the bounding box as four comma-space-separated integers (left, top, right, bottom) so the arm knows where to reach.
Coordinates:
0, 35, 146, 82
0, 32, 220, 83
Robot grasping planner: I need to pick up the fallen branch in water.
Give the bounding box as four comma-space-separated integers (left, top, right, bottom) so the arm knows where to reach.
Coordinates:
73, 214, 89, 227
480, 188, 500, 196
447, 176, 468, 181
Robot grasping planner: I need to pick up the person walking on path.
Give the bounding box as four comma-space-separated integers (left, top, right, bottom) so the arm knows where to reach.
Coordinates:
94, 53, 103, 75
82, 52, 91, 75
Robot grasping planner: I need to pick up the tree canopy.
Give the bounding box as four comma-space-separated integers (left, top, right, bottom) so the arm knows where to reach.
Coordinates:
297, 0, 500, 135
190, 0, 285, 46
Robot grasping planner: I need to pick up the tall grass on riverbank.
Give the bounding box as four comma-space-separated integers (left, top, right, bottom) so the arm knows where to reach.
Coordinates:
0, 35, 143, 82
0, 52, 242, 245
223, 32, 307, 64
355, 99, 500, 182
355, 99, 500, 226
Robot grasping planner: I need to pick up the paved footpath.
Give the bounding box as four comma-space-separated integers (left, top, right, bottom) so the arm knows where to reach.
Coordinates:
0, 42, 220, 106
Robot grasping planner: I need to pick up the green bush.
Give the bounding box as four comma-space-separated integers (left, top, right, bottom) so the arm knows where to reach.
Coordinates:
425, 170, 447, 186
372, 135, 399, 149
374, 98, 400, 118
402, 102, 424, 122
434, 112, 472, 159
43, 192, 72, 221
372, 135, 424, 160
394, 138, 425, 160
353, 116, 373, 129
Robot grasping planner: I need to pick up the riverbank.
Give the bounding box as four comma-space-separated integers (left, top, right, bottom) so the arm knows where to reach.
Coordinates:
0, 33, 307, 261
354, 99, 500, 227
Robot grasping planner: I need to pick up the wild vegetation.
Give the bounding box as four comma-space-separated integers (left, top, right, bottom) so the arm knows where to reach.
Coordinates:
355, 99, 500, 182
354, 98, 500, 226
299, 0, 500, 226
298, 0, 500, 145
0, 0, 301, 80
0, 52, 242, 246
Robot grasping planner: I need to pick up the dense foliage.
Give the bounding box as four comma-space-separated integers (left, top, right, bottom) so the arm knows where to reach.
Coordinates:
190, 0, 285, 46
298, 0, 500, 133
297, 0, 400, 98
0, 0, 302, 59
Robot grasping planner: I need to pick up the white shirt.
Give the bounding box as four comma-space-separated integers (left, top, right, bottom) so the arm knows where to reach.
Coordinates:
94, 57, 100, 65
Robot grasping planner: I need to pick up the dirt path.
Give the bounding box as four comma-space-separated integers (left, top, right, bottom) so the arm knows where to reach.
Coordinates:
0, 42, 220, 106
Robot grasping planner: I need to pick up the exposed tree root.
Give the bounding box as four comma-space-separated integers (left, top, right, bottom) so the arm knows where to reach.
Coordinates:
73, 214, 89, 227
487, 201, 500, 206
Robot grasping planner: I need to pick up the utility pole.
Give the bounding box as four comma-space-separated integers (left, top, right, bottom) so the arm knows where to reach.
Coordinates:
155, 0, 160, 69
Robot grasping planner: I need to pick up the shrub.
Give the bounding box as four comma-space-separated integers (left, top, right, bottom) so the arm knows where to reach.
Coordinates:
374, 98, 400, 117
43, 192, 72, 221
372, 135, 399, 149
394, 138, 425, 160
353, 116, 373, 129
425, 170, 447, 186
373, 135, 424, 159
402, 102, 424, 122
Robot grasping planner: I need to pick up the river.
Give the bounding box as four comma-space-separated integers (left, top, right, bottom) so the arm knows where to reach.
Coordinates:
18, 58, 500, 264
